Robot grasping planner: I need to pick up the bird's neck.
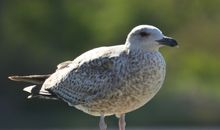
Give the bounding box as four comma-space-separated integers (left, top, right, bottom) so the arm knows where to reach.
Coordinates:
125, 41, 160, 52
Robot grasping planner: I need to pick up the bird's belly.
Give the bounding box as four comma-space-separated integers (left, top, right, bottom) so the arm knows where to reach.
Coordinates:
75, 80, 164, 116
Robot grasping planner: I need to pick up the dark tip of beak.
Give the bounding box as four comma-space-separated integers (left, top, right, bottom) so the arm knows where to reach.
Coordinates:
156, 36, 178, 47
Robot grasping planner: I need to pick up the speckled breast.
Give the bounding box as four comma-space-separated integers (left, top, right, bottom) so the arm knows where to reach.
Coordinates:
75, 51, 166, 116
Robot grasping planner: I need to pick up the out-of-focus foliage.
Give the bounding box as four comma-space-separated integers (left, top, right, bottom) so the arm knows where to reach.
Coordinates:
1, 0, 220, 128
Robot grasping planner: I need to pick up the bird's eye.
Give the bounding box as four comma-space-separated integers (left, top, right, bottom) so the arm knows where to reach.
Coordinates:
139, 32, 150, 37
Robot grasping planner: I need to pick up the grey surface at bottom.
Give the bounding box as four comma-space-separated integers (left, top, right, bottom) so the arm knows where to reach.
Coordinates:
5, 127, 220, 130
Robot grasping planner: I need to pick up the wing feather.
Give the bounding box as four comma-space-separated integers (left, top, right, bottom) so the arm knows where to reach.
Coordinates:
56, 60, 72, 70
42, 45, 128, 105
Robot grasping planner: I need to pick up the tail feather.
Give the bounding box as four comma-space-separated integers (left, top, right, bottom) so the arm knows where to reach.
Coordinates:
8, 74, 50, 84
23, 85, 58, 100
23, 85, 37, 93
9, 74, 58, 100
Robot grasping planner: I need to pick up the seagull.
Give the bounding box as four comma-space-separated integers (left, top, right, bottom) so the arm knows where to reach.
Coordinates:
9, 25, 178, 130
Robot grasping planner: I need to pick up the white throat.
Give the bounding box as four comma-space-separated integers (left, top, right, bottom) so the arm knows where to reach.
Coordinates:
125, 40, 160, 51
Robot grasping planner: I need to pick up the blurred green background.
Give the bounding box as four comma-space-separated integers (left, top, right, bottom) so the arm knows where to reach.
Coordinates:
1, 0, 220, 129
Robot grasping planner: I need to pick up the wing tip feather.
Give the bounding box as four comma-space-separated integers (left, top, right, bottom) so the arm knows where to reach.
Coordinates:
23, 85, 37, 93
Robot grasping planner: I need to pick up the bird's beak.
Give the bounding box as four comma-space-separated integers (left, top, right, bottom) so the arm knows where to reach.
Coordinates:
156, 36, 178, 47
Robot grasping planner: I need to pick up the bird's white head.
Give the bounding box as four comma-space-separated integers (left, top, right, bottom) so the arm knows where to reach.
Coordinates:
125, 25, 178, 51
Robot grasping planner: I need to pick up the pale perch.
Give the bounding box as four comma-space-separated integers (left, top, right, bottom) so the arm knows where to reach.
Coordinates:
9, 25, 178, 130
